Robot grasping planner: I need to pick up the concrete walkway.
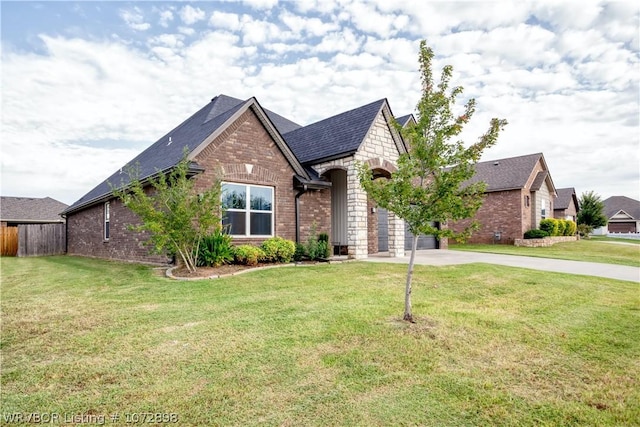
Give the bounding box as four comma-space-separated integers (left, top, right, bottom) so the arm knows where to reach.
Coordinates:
365, 250, 640, 283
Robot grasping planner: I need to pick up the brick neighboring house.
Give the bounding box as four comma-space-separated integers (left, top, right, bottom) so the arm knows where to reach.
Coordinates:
602, 196, 640, 233
63, 94, 432, 263
554, 187, 579, 221
450, 153, 557, 244
1, 196, 68, 227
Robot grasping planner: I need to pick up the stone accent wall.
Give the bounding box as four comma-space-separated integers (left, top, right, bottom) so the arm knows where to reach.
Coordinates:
313, 110, 404, 258
67, 198, 169, 264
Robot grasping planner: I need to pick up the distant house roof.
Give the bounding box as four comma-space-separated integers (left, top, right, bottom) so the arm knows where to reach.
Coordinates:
64, 95, 310, 215
555, 187, 578, 211
283, 98, 393, 164
603, 196, 640, 220
0, 196, 68, 223
465, 152, 555, 193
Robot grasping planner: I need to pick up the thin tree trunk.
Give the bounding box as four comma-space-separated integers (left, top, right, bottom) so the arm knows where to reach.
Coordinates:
403, 233, 419, 322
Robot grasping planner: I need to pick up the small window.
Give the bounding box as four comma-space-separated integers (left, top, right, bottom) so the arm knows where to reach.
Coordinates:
222, 183, 273, 237
104, 202, 110, 240
541, 199, 546, 219
525, 195, 530, 207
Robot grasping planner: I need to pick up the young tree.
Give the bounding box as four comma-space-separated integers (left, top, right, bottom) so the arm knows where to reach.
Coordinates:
112, 154, 223, 273
358, 40, 508, 322
577, 191, 607, 232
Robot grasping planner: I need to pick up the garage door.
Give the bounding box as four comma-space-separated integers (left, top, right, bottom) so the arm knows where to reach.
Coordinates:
377, 208, 437, 251
608, 222, 636, 233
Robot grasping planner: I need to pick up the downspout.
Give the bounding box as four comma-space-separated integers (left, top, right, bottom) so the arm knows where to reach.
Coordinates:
295, 185, 308, 244
62, 213, 68, 254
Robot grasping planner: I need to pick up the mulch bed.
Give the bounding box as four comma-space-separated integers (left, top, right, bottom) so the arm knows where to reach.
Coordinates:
170, 260, 328, 279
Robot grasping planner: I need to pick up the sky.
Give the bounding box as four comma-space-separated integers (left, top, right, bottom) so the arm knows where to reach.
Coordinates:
1, 1, 639, 206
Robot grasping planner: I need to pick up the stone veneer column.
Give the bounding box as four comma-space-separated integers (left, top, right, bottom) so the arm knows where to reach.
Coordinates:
387, 211, 405, 257
346, 165, 369, 259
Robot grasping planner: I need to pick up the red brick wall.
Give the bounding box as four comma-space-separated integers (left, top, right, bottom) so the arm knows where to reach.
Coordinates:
450, 189, 524, 244
367, 198, 378, 254
67, 198, 169, 264
67, 107, 330, 263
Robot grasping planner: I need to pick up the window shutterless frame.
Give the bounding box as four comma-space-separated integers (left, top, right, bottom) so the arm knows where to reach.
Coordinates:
104, 201, 110, 241
221, 183, 274, 237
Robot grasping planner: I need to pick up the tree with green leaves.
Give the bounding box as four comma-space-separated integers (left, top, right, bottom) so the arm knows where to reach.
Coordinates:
576, 191, 607, 233
358, 40, 508, 323
112, 154, 223, 273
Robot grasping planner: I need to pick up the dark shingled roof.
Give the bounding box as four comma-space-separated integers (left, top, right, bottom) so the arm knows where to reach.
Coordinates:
555, 187, 577, 210
64, 95, 303, 214
283, 99, 386, 164
396, 114, 414, 127
465, 153, 545, 192
603, 196, 640, 220
0, 196, 68, 223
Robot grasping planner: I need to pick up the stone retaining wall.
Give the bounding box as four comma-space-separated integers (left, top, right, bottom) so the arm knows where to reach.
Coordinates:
514, 236, 578, 247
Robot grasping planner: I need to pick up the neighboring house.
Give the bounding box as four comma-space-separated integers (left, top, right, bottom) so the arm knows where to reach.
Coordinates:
602, 196, 640, 233
554, 187, 579, 221
0, 196, 68, 227
63, 94, 437, 263
450, 153, 557, 244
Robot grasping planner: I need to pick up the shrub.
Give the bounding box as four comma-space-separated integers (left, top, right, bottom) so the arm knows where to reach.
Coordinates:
524, 229, 549, 239
196, 228, 234, 267
566, 220, 577, 236
577, 223, 592, 238
233, 245, 265, 266
260, 237, 296, 263
293, 243, 306, 262
539, 218, 559, 236
556, 219, 568, 236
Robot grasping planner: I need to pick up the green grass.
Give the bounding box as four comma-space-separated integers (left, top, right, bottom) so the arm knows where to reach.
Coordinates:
451, 240, 640, 267
2, 256, 639, 426
590, 236, 640, 245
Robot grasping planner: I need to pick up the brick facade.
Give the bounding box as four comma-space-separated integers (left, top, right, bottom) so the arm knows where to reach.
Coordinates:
67, 108, 331, 263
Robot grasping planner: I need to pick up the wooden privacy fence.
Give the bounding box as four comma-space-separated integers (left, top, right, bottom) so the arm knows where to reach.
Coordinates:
16, 223, 66, 257
1, 226, 18, 256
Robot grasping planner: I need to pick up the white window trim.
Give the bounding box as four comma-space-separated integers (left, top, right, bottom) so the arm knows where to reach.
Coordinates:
222, 182, 274, 238
104, 201, 110, 241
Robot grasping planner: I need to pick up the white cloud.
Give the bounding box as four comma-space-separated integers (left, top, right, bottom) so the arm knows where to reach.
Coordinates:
158, 10, 174, 28
279, 10, 339, 37
179, 5, 205, 25
119, 7, 151, 31
209, 11, 243, 31
243, 0, 279, 11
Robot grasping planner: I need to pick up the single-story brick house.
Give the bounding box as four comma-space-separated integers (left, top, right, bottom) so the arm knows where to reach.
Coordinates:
450, 153, 557, 244
602, 196, 640, 233
1, 196, 68, 227
554, 187, 579, 221
63, 94, 445, 263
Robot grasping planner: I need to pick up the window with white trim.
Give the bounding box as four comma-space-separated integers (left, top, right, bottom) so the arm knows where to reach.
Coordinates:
104, 202, 110, 240
541, 199, 546, 219
221, 183, 273, 237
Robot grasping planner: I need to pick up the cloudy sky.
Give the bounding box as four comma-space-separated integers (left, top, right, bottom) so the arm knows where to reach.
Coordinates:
1, 1, 639, 205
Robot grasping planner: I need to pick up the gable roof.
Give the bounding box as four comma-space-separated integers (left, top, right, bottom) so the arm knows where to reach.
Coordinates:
0, 196, 68, 223
603, 196, 640, 220
555, 187, 578, 211
396, 114, 415, 127
64, 95, 308, 215
465, 153, 552, 192
282, 98, 389, 164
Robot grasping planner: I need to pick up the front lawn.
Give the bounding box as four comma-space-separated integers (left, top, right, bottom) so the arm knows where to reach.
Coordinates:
1, 256, 639, 426
451, 239, 640, 267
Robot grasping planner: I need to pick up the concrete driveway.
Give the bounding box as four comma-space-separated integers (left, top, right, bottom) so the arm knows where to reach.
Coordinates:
365, 250, 640, 283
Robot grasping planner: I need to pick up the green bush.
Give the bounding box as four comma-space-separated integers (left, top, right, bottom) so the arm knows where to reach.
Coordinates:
556, 219, 568, 236
566, 220, 577, 236
539, 218, 559, 236
524, 229, 549, 239
577, 223, 592, 238
260, 237, 296, 263
233, 245, 265, 266
293, 243, 306, 262
196, 229, 234, 267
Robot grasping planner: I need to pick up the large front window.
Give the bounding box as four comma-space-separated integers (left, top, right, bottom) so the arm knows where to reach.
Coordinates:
222, 183, 273, 237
